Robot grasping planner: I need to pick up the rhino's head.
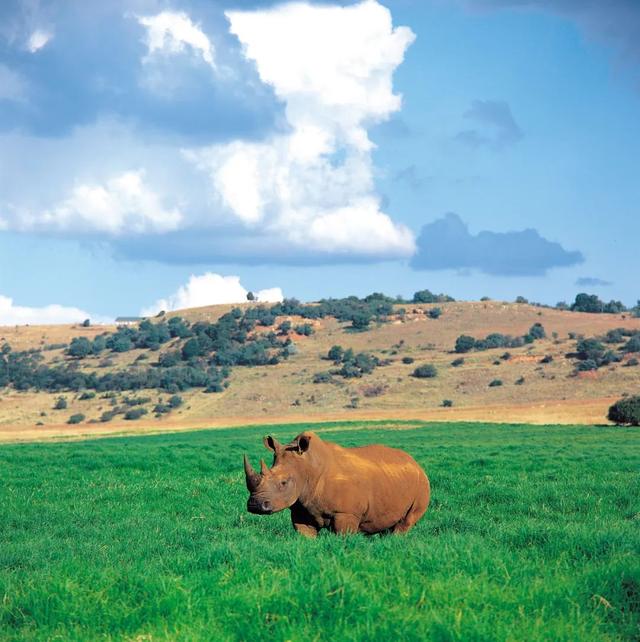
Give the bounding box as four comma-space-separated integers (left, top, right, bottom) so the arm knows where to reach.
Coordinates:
244, 433, 312, 515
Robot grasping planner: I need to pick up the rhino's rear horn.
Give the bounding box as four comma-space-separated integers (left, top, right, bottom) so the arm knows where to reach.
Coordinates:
260, 458, 270, 476
244, 455, 261, 492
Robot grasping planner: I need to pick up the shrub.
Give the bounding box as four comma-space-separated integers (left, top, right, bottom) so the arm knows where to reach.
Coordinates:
402, 356, 415, 364
362, 384, 387, 398
515, 296, 528, 304
313, 372, 333, 384
82, 319, 91, 327
124, 408, 148, 421
515, 376, 525, 385
54, 397, 67, 410
100, 411, 116, 422
168, 395, 183, 408
67, 413, 85, 425
488, 379, 503, 387
528, 323, 546, 340
350, 310, 372, 331
295, 323, 314, 336
277, 320, 292, 334
540, 355, 553, 364
327, 345, 344, 362
412, 364, 437, 379
442, 399, 453, 407
68, 337, 92, 359
451, 357, 465, 367
79, 391, 96, 400
622, 336, 640, 353
181, 338, 201, 360
608, 396, 640, 426
455, 335, 476, 353
153, 404, 171, 415
625, 358, 639, 367
500, 352, 512, 361
428, 308, 442, 319
576, 359, 598, 371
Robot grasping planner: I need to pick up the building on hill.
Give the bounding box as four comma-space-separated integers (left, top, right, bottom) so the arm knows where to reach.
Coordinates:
115, 316, 143, 326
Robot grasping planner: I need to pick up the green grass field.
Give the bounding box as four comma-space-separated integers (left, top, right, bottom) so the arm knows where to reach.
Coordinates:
0, 422, 638, 641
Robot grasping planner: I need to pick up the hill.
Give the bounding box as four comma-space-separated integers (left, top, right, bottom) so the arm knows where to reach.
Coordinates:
1, 298, 639, 441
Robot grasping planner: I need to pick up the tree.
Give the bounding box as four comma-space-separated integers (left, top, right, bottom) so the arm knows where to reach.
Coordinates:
350, 310, 372, 331
608, 396, 640, 426
327, 345, 344, 363
623, 336, 640, 353
528, 323, 546, 340
455, 335, 476, 353
181, 338, 201, 360
54, 397, 67, 410
571, 293, 604, 313
82, 319, 91, 327
515, 296, 528, 304
68, 337, 92, 359
428, 307, 442, 319
246, 291, 255, 301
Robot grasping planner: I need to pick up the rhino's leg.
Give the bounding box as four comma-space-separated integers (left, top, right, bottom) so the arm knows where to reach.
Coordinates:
293, 523, 318, 538
332, 513, 360, 535
392, 494, 429, 534
290, 502, 320, 538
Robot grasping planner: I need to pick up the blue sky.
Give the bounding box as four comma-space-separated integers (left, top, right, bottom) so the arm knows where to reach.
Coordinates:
0, 0, 638, 322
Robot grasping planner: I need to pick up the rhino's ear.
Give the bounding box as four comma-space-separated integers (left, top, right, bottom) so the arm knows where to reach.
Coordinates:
263, 435, 282, 453
297, 434, 311, 454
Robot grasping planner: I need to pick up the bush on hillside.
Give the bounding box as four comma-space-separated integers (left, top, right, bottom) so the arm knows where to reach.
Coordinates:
607, 396, 640, 426
428, 308, 442, 319
67, 413, 85, 425
412, 364, 437, 379
455, 335, 476, 353
488, 379, 503, 387
124, 408, 148, 421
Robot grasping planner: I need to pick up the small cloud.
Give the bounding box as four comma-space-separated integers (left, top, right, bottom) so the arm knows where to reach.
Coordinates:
455, 99, 523, 149
575, 277, 613, 287
410, 212, 583, 276
27, 29, 53, 53
141, 273, 283, 316
136, 11, 216, 70
0, 294, 107, 326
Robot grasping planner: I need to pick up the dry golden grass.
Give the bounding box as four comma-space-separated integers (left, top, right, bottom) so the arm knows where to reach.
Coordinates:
1, 300, 639, 442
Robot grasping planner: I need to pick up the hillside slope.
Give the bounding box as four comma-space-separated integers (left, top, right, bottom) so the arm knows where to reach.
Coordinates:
1, 299, 639, 440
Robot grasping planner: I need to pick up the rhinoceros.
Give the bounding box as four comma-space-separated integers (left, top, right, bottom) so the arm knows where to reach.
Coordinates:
243, 431, 430, 536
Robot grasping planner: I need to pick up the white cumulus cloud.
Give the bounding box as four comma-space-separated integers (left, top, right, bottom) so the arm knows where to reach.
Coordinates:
186, 0, 416, 258
0, 295, 107, 326
26, 29, 53, 53
137, 11, 216, 70
16, 170, 182, 235
141, 273, 284, 316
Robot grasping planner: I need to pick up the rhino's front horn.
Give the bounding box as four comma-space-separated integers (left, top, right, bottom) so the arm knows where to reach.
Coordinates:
244, 455, 261, 492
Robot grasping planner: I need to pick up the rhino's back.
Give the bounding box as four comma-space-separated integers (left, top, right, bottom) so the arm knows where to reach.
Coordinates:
327, 443, 429, 525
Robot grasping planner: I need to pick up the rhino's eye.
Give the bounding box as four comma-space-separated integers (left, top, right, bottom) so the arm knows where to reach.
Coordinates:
280, 479, 289, 487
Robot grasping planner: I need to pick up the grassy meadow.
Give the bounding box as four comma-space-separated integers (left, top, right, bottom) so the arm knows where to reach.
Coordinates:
0, 421, 638, 641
